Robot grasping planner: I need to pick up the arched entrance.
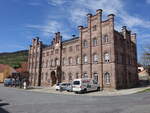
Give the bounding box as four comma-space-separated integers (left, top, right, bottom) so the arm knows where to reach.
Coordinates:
51, 71, 57, 86
56, 66, 61, 83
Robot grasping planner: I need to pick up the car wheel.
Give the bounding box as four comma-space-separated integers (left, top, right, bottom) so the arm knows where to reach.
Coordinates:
83, 88, 87, 93
75, 92, 78, 94
97, 87, 100, 91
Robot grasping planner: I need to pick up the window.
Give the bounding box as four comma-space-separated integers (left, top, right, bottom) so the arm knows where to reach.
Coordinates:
45, 72, 48, 80
62, 57, 66, 66
93, 73, 98, 84
62, 72, 65, 80
63, 48, 66, 53
76, 45, 80, 51
82, 72, 88, 78
73, 81, 80, 85
93, 38, 98, 46
93, 54, 98, 63
104, 53, 110, 63
68, 73, 72, 81
76, 73, 79, 79
83, 40, 88, 48
46, 60, 48, 67
103, 35, 108, 43
104, 72, 111, 84
83, 55, 88, 64
46, 52, 49, 56
55, 58, 59, 66
55, 49, 59, 54
68, 57, 73, 65
76, 56, 80, 64
43, 53, 45, 57
93, 25, 97, 31
42, 60, 44, 67
51, 51, 54, 55
69, 46, 73, 52
50, 59, 54, 66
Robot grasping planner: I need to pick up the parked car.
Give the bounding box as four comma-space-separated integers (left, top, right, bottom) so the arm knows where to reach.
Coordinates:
72, 78, 100, 93
4, 78, 15, 87
55, 83, 61, 91
66, 83, 73, 92
14, 79, 20, 87
55, 83, 72, 91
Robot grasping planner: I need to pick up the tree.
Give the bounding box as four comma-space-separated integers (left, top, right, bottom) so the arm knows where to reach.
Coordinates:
140, 45, 150, 74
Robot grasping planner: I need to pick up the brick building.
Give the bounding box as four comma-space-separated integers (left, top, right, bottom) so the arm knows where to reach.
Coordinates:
28, 9, 138, 89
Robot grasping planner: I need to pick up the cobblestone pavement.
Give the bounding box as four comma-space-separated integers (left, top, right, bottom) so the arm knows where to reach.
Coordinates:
28, 85, 150, 96
0, 84, 150, 113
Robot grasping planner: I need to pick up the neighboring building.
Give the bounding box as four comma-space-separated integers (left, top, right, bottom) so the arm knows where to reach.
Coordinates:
28, 9, 138, 89
15, 62, 29, 79
138, 66, 150, 82
0, 64, 16, 82
138, 66, 144, 72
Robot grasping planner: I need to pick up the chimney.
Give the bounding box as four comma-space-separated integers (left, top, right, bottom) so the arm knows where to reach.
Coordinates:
78, 26, 83, 31
96, 9, 103, 15
72, 35, 76, 38
108, 14, 115, 20
131, 33, 136, 44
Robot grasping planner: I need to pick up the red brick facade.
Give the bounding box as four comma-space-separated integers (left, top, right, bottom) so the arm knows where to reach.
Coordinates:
28, 9, 138, 89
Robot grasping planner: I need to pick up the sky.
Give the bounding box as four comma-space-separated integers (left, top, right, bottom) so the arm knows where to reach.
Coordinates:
0, 0, 150, 61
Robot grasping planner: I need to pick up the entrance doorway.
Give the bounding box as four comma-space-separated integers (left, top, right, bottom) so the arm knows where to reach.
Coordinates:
51, 71, 57, 86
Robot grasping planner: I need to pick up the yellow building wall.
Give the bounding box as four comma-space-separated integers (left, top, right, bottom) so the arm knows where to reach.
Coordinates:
0, 73, 4, 83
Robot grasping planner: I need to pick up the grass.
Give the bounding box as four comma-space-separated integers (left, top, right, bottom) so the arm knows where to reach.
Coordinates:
138, 88, 150, 93
0, 50, 28, 68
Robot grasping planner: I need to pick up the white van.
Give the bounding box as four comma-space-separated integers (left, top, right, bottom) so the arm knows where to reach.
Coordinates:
72, 78, 100, 93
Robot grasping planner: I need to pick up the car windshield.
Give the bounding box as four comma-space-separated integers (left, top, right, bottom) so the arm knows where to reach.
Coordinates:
73, 81, 80, 85
5, 79, 11, 81
56, 83, 60, 86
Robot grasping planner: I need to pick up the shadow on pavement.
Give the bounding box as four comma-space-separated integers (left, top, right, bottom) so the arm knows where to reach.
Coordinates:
0, 100, 10, 113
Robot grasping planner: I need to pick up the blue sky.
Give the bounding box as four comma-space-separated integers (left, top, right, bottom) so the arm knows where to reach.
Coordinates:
0, 0, 150, 61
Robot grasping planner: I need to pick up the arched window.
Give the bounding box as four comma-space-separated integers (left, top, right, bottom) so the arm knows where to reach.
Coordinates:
76, 56, 80, 64
83, 40, 88, 48
45, 72, 48, 80
93, 73, 98, 84
82, 72, 88, 78
103, 35, 108, 43
83, 55, 88, 64
68, 57, 73, 65
104, 72, 111, 84
104, 53, 110, 63
93, 38, 98, 46
55, 58, 59, 66
51, 59, 55, 66
62, 72, 65, 80
62, 57, 66, 66
68, 73, 72, 81
76, 73, 79, 79
93, 53, 98, 63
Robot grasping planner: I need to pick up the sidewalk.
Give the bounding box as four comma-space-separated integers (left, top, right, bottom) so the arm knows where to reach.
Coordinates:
27, 85, 150, 96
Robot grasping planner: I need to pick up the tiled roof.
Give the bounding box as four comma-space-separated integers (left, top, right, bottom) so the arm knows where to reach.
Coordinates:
0, 64, 8, 73
0, 64, 16, 73
62, 37, 79, 43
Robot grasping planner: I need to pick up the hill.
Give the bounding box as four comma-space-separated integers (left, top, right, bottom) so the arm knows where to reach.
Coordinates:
0, 50, 28, 68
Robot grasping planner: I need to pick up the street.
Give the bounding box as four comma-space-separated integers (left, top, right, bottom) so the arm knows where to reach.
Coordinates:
0, 84, 150, 113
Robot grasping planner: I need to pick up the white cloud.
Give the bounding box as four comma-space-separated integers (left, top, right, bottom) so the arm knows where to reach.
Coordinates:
48, 0, 66, 6
70, 8, 88, 25
27, 0, 150, 41
146, 0, 150, 4
139, 34, 150, 38
28, 2, 41, 6
47, 0, 150, 31
119, 11, 150, 29
26, 20, 71, 39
